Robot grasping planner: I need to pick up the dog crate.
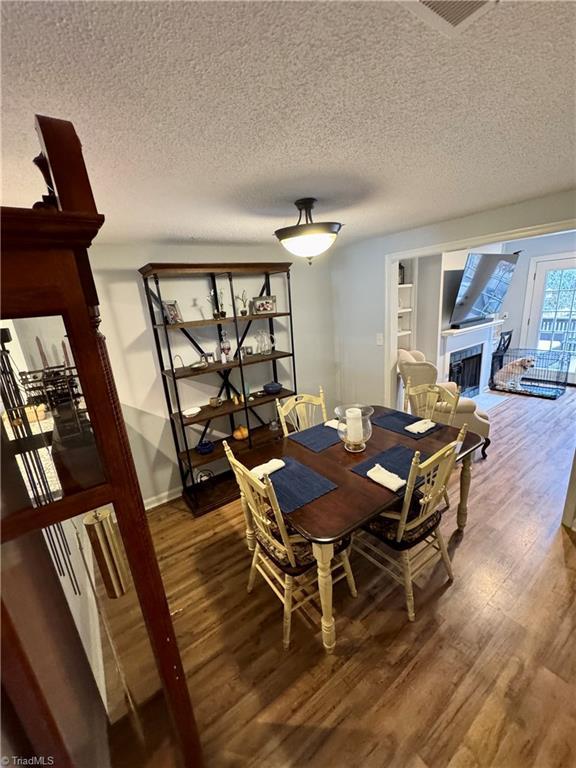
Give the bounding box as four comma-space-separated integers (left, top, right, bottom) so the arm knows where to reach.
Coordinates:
490, 346, 572, 400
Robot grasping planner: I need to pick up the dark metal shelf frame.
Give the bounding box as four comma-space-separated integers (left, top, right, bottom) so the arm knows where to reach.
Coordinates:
140, 262, 296, 515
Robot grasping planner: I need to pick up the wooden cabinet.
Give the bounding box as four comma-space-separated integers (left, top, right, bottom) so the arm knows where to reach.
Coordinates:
1, 116, 202, 767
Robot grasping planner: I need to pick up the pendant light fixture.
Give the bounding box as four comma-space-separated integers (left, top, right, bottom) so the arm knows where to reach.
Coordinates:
274, 198, 342, 265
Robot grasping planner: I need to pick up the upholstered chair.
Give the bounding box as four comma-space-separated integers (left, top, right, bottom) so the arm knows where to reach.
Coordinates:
397, 349, 490, 458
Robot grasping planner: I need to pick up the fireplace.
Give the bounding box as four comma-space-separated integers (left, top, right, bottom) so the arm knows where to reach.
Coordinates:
449, 344, 482, 397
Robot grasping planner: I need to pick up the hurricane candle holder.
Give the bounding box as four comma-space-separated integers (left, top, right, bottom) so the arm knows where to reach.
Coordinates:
335, 404, 374, 453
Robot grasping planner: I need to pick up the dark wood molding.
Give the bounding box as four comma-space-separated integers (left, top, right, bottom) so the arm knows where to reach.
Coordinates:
1, 207, 104, 249
0, 484, 114, 544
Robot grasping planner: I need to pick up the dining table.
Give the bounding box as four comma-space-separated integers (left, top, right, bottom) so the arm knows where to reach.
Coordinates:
239, 405, 483, 652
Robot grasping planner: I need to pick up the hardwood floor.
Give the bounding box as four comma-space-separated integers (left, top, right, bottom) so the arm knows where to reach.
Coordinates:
146, 389, 576, 768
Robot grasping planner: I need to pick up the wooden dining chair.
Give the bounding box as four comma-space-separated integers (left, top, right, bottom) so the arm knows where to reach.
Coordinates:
223, 441, 357, 649
353, 426, 467, 621
433, 384, 461, 426
403, 378, 461, 508
276, 387, 328, 437
403, 378, 443, 420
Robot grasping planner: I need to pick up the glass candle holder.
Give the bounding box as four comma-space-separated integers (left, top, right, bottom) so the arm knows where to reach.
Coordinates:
335, 404, 374, 453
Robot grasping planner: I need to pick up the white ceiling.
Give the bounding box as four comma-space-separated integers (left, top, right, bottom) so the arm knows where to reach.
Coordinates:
2, 1, 575, 245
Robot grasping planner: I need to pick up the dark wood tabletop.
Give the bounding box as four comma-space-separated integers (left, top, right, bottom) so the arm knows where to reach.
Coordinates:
238, 406, 483, 544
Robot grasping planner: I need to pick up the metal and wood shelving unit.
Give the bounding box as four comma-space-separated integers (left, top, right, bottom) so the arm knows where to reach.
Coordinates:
139, 262, 296, 515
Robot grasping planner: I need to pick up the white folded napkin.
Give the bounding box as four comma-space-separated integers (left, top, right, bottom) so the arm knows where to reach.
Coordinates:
251, 458, 285, 480
366, 464, 406, 492
405, 418, 436, 434
324, 419, 340, 429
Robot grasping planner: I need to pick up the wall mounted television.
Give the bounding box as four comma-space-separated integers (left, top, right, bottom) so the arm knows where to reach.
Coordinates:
449, 251, 520, 329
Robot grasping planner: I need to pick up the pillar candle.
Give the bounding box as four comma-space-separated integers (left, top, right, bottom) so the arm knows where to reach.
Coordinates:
346, 407, 363, 444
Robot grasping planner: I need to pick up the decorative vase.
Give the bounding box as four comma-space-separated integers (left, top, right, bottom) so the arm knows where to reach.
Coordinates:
219, 310, 227, 318
240, 309, 248, 316
335, 404, 374, 453
213, 310, 220, 319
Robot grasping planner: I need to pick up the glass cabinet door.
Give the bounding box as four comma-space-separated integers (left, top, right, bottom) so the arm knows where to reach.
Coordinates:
1, 315, 106, 516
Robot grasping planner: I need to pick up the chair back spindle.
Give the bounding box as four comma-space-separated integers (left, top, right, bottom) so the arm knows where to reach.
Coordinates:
276, 387, 328, 436
396, 425, 467, 541
223, 442, 297, 567
403, 378, 442, 420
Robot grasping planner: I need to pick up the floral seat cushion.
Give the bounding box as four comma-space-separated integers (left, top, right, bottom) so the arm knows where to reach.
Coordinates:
255, 511, 350, 575
362, 492, 442, 551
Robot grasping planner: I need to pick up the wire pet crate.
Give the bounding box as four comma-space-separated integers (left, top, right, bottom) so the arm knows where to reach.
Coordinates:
490, 347, 572, 400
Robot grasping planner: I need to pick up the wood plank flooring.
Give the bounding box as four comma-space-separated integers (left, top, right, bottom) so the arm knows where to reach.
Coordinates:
147, 389, 576, 767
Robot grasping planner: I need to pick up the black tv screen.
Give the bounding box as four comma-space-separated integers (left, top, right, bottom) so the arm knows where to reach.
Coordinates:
450, 252, 519, 328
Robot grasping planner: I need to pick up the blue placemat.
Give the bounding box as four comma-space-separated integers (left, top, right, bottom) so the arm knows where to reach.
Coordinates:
270, 457, 337, 514
351, 445, 429, 494
372, 411, 442, 440
288, 424, 341, 452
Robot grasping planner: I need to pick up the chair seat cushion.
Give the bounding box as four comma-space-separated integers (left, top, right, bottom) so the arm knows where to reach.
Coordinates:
256, 515, 350, 575
362, 493, 441, 551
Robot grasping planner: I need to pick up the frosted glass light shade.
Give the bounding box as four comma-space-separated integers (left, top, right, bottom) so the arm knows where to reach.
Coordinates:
274, 221, 341, 259
279, 231, 338, 258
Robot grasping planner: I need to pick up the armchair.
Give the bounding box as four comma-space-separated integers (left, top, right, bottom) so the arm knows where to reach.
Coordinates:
397, 349, 491, 458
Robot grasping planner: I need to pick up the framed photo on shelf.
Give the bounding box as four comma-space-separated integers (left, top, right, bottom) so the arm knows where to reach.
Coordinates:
252, 295, 276, 314
162, 300, 183, 324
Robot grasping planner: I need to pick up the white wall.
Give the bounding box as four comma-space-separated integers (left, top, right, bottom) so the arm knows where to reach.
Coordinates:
415, 254, 442, 363
331, 238, 388, 405
500, 230, 576, 343
331, 190, 576, 407
89, 243, 336, 507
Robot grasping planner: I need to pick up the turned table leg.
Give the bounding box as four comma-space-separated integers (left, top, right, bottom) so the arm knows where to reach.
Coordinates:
457, 454, 472, 530
312, 542, 336, 652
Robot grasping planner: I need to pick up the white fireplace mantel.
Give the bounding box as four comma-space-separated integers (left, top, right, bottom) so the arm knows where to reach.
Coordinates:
438, 320, 504, 392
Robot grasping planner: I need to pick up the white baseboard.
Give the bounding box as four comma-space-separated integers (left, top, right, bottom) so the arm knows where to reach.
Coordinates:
143, 487, 182, 511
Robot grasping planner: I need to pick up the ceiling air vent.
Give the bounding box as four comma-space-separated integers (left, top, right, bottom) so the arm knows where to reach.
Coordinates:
403, 0, 499, 36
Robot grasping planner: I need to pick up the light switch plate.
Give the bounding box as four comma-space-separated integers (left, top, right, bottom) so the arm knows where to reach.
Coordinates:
376, 333, 384, 346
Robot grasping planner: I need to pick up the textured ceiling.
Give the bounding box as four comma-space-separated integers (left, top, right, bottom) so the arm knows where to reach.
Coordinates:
2, 1, 575, 244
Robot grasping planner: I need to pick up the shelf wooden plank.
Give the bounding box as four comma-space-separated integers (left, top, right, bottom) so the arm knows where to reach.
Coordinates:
162, 350, 293, 380
397, 330, 412, 337
179, 424, 283, 468
140, 262, 292, 278
154, 312, 290, 331
172, 387, 295, 426
397, 307, 413, 314
398, 283, 414, 288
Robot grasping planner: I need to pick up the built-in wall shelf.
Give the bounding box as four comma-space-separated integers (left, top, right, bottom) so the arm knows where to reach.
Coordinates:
397, 266, 417, 351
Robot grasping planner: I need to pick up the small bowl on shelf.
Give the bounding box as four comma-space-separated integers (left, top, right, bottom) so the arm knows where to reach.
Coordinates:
195, 440, 215, 455
263, 381, 282, 395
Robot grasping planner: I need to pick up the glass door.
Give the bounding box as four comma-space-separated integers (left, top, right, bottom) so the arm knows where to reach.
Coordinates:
526, 255, 576, 384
